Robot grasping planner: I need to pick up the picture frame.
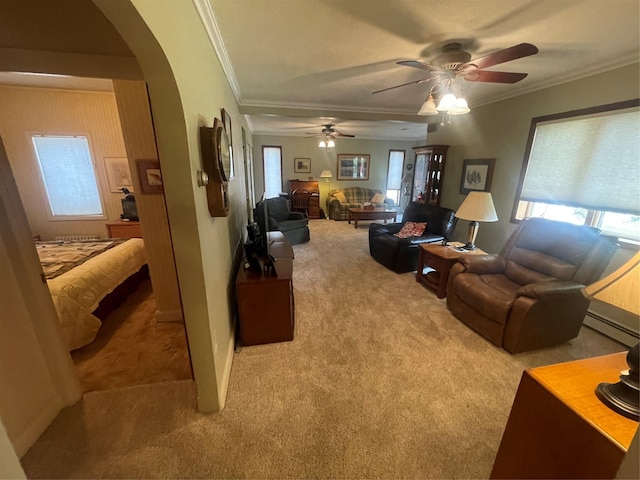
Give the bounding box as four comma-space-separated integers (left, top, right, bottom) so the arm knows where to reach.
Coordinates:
460, 158, 496, 194
294, 157, 311, 173
105, 157, 134, 193
136, 159, 163, 194
220, 108, 234, 180
337, 154, 370, 180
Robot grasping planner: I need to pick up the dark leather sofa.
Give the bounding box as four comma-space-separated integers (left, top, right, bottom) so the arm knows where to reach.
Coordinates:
446, 217, 617, 353
255, 197, 310, 245
369, 201, 457, 273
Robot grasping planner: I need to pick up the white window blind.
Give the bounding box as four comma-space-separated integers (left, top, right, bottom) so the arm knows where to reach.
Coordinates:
262, 146, 282, 199
32, 135, 104, 217
386, 150, 404, 190
521, 107, 640, 214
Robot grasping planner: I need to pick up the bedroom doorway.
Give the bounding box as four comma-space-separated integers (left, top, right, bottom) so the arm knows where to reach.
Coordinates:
0, 74, 192, 392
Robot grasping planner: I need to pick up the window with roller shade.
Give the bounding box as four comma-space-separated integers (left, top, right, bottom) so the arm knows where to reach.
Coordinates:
512, 99, 640, 241
32, 135, 105, 219
262, 145, 282, 199
385, 150, 405, 205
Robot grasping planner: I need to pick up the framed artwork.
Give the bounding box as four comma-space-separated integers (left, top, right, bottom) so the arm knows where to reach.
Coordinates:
460, 158, 496, 194
294, 158, 311, 173
105, 157, 134, 193
337, 154, 370, 180
221, 108, 234, 180
137, 159, 163, 194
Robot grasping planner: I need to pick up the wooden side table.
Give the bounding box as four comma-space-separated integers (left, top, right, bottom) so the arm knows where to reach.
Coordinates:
415, 243, 486, 298
491, 352, 637, 479
106, 220, 142, 239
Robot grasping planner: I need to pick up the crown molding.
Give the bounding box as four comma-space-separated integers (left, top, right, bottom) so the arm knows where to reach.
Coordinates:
192, 0, 241, 102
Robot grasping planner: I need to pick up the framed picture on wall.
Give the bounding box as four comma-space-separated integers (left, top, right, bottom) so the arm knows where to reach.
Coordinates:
105, 157, 134, 193
460, 158, 496, 194
337, 154, 370, 180
137, 159, 163, 194
294, 158, 311, 173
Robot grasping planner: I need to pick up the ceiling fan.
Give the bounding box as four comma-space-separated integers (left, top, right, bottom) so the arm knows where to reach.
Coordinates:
305, 124, 355, 139
372, 42, 539, 95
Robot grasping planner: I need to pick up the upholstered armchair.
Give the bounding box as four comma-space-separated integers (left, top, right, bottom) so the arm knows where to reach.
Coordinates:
369, 201, 457, 273
254, 197, 310, 245
446, 217, 617, 353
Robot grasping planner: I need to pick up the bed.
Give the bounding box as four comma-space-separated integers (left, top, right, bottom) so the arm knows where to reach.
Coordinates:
36, 238, 147, 350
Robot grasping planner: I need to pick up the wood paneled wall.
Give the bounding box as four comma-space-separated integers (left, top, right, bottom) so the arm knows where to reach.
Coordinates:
0, 85, 128, 240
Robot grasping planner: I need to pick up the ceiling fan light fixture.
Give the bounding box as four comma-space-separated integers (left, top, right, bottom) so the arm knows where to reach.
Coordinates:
417, 94, 438, 115
327, 139, 335, 148
319, 140, 326, 148
436, 93, 457, 112
449, 97, 470, 115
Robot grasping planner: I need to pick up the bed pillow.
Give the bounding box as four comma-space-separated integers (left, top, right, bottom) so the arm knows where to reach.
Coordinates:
394, 221, 427, 238
333, 191, 348, 204
370, 192, 385, 204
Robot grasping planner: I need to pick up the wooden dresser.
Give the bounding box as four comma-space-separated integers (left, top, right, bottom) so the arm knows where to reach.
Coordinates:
106, 220, 142, 239
289, 179, 321, 219
236, 232, 295, 346
491, 352, 638, 479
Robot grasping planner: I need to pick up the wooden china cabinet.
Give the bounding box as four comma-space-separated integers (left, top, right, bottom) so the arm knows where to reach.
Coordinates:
411, 145, 449, 206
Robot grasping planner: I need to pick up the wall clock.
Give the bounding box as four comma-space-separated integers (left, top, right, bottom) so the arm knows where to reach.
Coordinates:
199, 118, 230, 217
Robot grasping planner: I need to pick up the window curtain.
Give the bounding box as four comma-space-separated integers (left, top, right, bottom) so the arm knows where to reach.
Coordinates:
386, 150, 404, 190
521, 107, 640, 214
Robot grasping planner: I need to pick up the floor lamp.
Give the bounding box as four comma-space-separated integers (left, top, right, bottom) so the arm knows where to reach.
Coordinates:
320, 170, 332, 219
583, 251, 640, 420
454, 192, 498, 250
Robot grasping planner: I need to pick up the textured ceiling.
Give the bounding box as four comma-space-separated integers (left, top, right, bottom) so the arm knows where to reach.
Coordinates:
204, 0, 640, 140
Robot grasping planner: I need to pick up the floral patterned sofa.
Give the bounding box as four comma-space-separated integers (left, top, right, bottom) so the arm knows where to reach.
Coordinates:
326, 187, 394, 220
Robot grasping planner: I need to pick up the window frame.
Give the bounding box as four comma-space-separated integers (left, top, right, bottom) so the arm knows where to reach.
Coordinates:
261, 145, 283, 199
511, 99, 640, 243
31, 132, 106, 221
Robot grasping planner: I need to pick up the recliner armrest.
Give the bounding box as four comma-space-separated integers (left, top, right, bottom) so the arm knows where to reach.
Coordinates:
374, 222, 403, 235
516, 281, 584, 299
458, 254, 506, 274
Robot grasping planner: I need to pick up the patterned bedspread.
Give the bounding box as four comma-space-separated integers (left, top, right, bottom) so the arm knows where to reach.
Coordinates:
36, 239, 125, 279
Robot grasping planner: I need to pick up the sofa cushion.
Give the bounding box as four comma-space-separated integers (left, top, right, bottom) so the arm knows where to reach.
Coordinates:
453, 273, 517, 325
333, 191, 348, 203
371, 192, 385, 204
394, 221, 427, 238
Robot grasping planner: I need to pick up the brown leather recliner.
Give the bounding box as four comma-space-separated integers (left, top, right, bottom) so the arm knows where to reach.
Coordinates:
446, 217, 618, 353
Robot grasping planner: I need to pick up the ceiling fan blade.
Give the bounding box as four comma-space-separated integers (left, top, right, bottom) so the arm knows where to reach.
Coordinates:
397, 60, 440, 72
334, 132, 355, 138
464, 70, 528, 83
465, 43, 538, 70
372, 77, 435, 94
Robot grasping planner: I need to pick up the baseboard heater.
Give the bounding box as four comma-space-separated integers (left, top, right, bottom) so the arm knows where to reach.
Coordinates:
585, 311, 639, 347
55, 234, 99, 242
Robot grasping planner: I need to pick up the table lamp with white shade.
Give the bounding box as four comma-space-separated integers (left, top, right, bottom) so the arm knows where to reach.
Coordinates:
583, 251, 640, 420
454, 192, 498, 250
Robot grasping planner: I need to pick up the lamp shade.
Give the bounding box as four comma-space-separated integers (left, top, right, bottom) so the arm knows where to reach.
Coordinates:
583, 251, 640, 316
436, 93, 457, 112
449, 97, 470, 115
455, 192, 498, 222
320, 170, 332, 179
417, 95, 438, 115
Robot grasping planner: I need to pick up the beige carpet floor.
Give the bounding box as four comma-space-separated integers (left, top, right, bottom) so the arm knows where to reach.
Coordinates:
22, 218, 626, 479
71, 278, 192, 392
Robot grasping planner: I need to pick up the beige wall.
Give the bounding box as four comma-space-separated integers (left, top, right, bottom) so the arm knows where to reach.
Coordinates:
0, 85, 128, 240
252, 135, 422, 207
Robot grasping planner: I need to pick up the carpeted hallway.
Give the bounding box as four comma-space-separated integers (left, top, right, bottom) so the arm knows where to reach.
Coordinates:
21, 219, 625, 478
